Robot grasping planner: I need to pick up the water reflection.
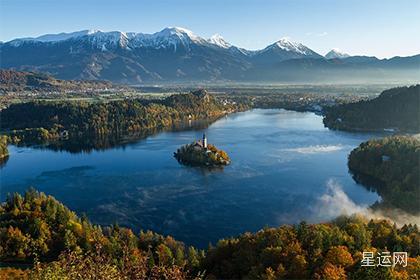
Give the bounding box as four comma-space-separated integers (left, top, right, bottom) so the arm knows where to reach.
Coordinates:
0, 156, 9, 169
12, 119, 216, 154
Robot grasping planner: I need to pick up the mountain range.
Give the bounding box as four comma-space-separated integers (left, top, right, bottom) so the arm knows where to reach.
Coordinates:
0, 27, 419, 84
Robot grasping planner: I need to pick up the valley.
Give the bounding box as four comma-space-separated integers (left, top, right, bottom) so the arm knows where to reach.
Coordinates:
1, 1, 419, 279
1, 74, 419, 279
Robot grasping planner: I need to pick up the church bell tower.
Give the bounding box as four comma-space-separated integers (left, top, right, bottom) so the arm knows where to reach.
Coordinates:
202, 133, 207, 148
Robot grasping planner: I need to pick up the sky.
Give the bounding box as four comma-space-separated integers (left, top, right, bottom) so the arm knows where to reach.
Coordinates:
0, 0, 419, 58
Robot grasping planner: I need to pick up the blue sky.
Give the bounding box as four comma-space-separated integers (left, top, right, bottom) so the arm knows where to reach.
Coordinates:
1, 0, 419, 58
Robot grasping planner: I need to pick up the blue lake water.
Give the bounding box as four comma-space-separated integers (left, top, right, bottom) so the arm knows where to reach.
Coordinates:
0, 109, 381, 247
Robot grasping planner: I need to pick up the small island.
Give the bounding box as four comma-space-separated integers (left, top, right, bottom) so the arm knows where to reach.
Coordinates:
174, 134, 230, 166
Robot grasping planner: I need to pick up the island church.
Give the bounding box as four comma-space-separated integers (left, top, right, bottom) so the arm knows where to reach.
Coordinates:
193, 133, 207, 150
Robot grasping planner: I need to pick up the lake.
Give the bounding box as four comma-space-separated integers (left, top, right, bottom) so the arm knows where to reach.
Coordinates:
0, 109, 381, 248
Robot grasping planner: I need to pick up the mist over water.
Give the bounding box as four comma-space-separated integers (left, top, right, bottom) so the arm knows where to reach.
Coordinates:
312, 179, 370, 219
313, 179, 420, 226
1, 109, 392, 247
282, 145, 346, 154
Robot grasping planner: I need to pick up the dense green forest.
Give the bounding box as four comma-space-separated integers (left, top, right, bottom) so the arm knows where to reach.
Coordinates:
0, 89, 236, 144
1, 190, 419, 279
323, 85, 420, 132
348, 136, 420, 214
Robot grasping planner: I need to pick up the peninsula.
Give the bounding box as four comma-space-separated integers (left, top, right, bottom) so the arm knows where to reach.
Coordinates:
174, 134, 230, 166
0, 88, 237, 146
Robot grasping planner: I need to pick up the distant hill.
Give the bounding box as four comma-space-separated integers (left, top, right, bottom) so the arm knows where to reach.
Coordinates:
323, 85, 420, 132
0, 69, 114, 93
1, 28, 419, 84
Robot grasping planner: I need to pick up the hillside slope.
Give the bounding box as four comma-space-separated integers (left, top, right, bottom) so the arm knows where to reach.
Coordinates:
323, 85, 420, 132
0, 69, 114, 93
1, 190, 419, 279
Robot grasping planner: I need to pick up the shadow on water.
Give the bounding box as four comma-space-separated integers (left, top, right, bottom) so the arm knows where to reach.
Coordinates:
349, 168, 386, 193
178, 163, 226, 175
348, 167, 419, 214
0, 156, 9, 169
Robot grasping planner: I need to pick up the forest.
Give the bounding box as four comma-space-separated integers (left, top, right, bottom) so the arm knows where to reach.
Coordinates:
1, 189, 419, 279
0, 135, 9, 164
0, 89, 236, 145
0, 70, 115, 93
348, 135, 420, 214
323, 85, 420, 132
174, 143, 231, 166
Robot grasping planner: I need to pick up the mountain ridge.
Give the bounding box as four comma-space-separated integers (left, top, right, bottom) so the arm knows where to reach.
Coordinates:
4, 27, 321, 55
1, 27, 419, 84
325, 48, 351, 59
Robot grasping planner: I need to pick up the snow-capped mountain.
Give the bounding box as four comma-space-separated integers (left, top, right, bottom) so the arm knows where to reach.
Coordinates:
10, 29, 133, 50
1, 27, 253, 82
6, 29, 319, 56
129, 27, 210, 51
1, 27, 419, 83
270, 37, 318, 56
207, 34, 231, 49
9, 29, 100, 45
325, 48, 350, 59
9, 27, 211, 51
250, 37, 322, 64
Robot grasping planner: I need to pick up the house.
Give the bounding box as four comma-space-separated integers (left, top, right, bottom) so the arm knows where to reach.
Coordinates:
59, 130, 69, 138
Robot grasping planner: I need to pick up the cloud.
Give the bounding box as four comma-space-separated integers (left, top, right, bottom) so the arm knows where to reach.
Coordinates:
312, 179, 420, 226
282, 145, 344, 154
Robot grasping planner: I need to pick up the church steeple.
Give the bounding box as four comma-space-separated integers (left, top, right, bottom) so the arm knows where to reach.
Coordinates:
202, 133, 207, 149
